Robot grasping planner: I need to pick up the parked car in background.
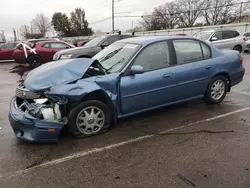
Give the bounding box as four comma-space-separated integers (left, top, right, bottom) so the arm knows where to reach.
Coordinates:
193, 29, 246, 53
9, 36, 245, 143
243, 32, 250, 41
244, 39, 250, 52
53, 34, 137, 61
0, 42, 18, 62
13, 40, 75, 68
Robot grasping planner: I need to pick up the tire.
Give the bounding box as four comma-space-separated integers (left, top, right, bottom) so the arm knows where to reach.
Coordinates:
27, 55, 44, 68
68, 100, 112, 138
204, 75, 228, 104
233, 45, 242, 53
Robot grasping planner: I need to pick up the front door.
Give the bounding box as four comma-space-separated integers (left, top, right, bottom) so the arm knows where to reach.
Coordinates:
120, 41, 176, 114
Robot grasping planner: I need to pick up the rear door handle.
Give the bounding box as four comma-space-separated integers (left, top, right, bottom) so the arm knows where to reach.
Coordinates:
205, 66, 213, 70
163, 73, 173, 78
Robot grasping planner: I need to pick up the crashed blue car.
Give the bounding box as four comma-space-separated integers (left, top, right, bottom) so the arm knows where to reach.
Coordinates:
9, 36, 245, 143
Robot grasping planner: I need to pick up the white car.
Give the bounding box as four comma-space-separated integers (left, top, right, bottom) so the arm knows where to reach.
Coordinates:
193, 29, 246, 53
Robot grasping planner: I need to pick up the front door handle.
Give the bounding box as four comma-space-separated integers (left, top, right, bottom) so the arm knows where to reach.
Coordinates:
163, 73, 173, 78
205, 65, 213, 70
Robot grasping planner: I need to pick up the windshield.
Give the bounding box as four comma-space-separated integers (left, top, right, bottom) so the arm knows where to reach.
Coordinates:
93, 42, 141, 73
193, 31, 213, 40
84, 36, 106, 47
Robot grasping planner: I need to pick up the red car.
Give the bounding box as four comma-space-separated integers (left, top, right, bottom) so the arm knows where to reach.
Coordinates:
0, 42, 18, 62
13, 40, 75, 68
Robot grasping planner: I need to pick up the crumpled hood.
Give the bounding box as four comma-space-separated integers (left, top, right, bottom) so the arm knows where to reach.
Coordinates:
25, 58, 96, 91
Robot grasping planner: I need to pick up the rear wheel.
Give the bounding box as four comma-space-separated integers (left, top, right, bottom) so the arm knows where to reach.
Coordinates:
68, 100, 112, 138
27, 55, 44, 68
233, 45, 242, 53
204, 75, 228, 104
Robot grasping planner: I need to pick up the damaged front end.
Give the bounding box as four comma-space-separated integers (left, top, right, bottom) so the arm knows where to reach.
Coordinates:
9, 85, 68, 143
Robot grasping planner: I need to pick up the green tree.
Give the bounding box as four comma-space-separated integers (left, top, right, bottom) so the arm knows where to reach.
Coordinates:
70, 8, 93, 36
52, 12, 72, 37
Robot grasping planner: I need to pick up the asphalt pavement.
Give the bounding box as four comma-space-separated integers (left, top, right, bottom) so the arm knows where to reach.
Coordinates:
0, 55, 250, 188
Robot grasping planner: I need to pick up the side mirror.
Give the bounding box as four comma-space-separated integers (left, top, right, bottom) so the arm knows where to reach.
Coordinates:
130, 65, 144, 75
101, 41, 109, 49
210, 37, 218, 41
65, 46, 70, 49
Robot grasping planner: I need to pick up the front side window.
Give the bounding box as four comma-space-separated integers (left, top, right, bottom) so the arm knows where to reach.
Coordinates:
193, 31, 213, 40
42, 43, 50, 48
103, 36, 121, 46
84, 36, 106, 47
93, 42, 141, 73
211, 31, 223, 41
133, 41, 170, 72
173, 40, 203, 64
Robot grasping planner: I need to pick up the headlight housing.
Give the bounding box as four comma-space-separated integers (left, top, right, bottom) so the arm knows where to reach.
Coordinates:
53, 54, 59, 61
60, 54, 72, 60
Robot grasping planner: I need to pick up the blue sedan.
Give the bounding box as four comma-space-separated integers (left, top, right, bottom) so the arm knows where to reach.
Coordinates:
9, 36, 245, 143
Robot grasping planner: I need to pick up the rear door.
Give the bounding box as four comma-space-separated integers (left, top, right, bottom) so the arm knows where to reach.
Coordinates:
170, 39, 214, 100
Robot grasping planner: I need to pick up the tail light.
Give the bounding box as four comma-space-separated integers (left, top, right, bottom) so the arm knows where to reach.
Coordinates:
240, 56, 243, 64
243, 36, 247, 41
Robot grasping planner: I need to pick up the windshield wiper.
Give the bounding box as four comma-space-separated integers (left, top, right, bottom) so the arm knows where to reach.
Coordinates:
106, 58, 125, 72
99, 48, 122, 62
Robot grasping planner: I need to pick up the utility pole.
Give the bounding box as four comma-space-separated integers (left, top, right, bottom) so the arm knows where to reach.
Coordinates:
112, 0, 115, 33
239, 2, 243, 23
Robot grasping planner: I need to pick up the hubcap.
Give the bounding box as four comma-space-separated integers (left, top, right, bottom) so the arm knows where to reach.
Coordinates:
76, 106, 105, 135
211, 80, 225, 100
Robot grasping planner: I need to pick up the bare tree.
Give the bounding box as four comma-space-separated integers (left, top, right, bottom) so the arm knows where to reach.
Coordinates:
140, 2, 179, 31
154, 2, 179, 29
32, 13, 51, 37
177, 0, 206, 27
203, 0, 250, 25
19, 25, 30, 39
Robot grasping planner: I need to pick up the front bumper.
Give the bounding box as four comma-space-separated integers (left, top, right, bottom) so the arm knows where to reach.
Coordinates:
8, 97, 67, 143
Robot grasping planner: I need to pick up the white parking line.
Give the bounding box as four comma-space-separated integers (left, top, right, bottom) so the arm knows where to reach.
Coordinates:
1, 107, 250, 180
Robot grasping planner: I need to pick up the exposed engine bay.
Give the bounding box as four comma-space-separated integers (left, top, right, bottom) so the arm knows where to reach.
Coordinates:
15, 85, 68, 123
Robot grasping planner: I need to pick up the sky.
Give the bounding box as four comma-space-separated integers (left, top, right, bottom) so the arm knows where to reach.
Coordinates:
0, 0, 169, 40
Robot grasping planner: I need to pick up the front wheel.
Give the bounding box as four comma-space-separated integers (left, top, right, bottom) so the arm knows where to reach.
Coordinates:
68, 100, 112, 138
204, 76, 228, 104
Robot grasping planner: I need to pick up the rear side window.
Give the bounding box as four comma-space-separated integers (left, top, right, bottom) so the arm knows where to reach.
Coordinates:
173, 40, 203, 64
222, 31, 234, 39
201, 43, 211, 59
232, 31, 240, 37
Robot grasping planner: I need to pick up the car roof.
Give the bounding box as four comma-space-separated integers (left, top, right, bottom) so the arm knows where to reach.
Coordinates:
117, 36, 197, 46
35, 40, 62, 44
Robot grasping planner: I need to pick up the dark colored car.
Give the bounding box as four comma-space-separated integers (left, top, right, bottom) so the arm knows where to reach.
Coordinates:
0, 42, 18, 62
53, 34, 136, 61
9, 36, 245, 143
13, 40, 75, 68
